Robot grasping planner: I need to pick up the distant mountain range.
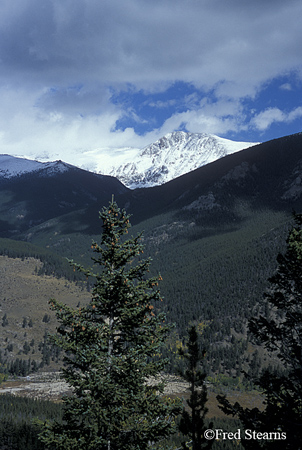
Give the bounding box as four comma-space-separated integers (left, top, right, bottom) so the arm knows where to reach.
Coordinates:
0, 132, 258, 188
0, 132, 301, 236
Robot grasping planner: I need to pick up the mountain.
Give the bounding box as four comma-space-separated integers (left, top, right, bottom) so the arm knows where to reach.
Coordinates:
1, 133, 302, 380
0, 159, 128, 237
106, 131, 258, 188
0, 155, 75, 179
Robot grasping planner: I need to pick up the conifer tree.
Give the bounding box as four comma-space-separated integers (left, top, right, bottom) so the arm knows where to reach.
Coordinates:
218, 213, 302, 449
178, 326, 213, 450
39, 199, 181, 450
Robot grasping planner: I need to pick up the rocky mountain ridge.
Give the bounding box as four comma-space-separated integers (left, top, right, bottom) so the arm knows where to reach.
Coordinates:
0, 155, 74, 179
106, 131, 258, 188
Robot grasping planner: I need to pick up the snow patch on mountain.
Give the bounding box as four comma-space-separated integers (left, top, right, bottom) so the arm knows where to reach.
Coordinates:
0, 155, 72, 178
106, 132, 259, 189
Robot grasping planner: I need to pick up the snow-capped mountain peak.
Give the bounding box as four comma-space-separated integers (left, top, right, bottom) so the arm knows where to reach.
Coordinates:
107, 131, 259, 189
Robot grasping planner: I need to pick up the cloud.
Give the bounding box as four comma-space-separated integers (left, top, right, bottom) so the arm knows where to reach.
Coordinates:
0, 85, 126, 156
2, 0, 302, 90
148, 99, 177, 109
155, 96, 245, 136
280, 83, 292, 91
251, 106, 302, 131
0, 0, 302, 157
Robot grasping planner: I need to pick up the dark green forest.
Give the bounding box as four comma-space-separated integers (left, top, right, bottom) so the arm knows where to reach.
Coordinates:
0, 394, 63, 450
0, 394, 247, 450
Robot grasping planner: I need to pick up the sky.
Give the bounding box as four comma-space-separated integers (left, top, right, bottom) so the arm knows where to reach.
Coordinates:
0, 0, 302, 169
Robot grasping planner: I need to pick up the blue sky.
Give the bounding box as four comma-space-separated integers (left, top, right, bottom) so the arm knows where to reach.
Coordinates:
0, 0, 301, 167
112, 76, 302, 142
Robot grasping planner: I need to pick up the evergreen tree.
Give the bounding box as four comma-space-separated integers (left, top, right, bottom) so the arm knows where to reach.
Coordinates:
39, 199, 182, 450
218, 213, 302, 449
178, 326, 213, 450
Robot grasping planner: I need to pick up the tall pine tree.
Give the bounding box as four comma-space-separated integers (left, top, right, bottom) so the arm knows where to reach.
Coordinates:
178, 326, 213, 450
218, 213, 302, 449
39, 199, 181, 450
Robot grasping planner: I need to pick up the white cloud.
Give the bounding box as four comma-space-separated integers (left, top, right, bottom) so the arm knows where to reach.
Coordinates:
148, 99, 177, 109
280, 83, 292, 91
251, 108, 285, 131
251, 106, 302, 131
288, 107, 302, 122
155, 96, 246, 136
0, 0, 302, 157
